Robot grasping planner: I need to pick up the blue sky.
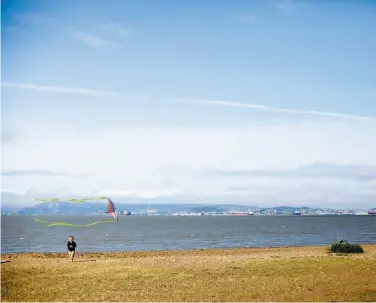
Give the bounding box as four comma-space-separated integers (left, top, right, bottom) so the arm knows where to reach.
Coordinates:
1, 0, 376, 207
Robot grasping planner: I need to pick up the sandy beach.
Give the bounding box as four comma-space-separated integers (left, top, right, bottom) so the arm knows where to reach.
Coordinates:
2, 244, 376, 302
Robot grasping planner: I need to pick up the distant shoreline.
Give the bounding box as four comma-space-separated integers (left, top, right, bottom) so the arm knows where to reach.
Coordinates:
2, 213, 376, 217
3, 243, 376, 258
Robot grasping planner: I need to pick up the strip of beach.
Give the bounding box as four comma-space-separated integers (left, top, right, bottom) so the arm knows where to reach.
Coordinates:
2, 244, 376, 302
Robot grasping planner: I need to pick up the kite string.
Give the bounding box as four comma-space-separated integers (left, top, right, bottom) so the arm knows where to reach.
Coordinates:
32, 196, 117, 227
34, 218, 117, 227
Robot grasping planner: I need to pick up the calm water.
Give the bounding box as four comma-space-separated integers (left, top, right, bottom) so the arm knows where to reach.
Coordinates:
1, 215, 375, 254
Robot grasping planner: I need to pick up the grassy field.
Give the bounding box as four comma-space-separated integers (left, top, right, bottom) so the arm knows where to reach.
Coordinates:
2, 245, 376, 302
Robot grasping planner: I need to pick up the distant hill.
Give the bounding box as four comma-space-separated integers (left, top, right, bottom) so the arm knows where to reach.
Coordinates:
16, 202, 106, 215
1, 205, 24, 214
5, 201, 374, 216
12, 202, 258, 216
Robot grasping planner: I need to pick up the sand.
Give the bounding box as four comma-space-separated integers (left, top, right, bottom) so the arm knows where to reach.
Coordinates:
2, 244, 376, 302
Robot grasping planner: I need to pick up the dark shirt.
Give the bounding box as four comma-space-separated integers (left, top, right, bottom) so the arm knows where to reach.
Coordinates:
67, 241, 77, 251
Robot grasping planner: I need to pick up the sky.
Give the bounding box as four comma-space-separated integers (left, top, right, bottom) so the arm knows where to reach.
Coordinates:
1, 0, 376, 208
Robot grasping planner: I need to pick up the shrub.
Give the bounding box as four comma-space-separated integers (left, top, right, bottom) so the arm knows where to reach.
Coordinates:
328, 239, 364, 254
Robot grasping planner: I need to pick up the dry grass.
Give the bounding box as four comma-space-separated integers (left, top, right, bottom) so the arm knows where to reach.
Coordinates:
2, 245, 376, 302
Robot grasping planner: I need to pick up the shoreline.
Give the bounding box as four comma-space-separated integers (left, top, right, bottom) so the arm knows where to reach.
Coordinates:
3, 243, 376, 259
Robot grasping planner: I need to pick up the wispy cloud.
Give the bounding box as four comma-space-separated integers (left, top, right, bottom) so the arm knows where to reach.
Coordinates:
97, 189, 178, 199
1, 170, 87, 178
8, 13, 131, 49
238, 14, 256, 23
1, 128, 16, 144
71, 29, 123, 49
1, 82, 120, 97
203, 163, 376, 182
166, 98, 376, 121
4, 13, 59, 34
2, 81, 375, 121
11, 13, 57, 27
270, 0, 298, 12
99, 22, 132, 40
73, 22, 132, 49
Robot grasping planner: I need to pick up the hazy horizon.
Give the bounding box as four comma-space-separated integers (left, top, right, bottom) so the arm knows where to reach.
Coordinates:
1, 193, 375, 210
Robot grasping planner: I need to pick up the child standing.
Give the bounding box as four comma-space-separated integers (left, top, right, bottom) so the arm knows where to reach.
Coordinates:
67, 236, 77, 262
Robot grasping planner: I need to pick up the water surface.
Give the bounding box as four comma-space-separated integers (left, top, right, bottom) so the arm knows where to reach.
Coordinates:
1, 215, 375, 253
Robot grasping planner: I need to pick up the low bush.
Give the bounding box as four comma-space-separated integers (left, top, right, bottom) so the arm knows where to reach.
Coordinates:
328, 239, 364, 254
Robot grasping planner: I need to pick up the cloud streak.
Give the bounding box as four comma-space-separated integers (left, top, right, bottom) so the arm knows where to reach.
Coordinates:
2, 81, 375, 121
99, 22, 132, 40
1, 170, 87, 178
97, 189, 178, 199
238, 14, 256, 23
72, 23, 132, 49
167, 98, 376, 121
1, 82, 120, 97
270, 0, 298, 12
1, 128, 16, 144
204, 163, 376, 182
72, 30, 122, 49
8, 13, 131, 49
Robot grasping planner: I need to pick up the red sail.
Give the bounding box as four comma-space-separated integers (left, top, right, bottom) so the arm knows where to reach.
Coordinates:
105, 198, 118, 221
105, 198, 116, 213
